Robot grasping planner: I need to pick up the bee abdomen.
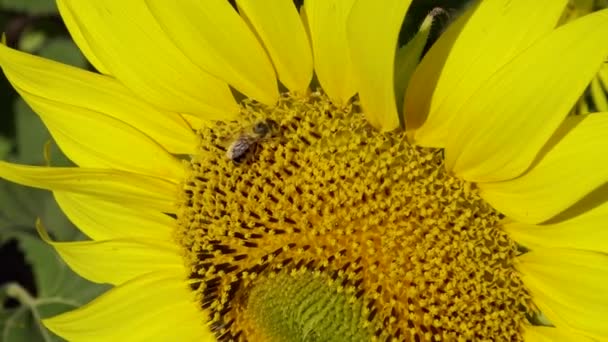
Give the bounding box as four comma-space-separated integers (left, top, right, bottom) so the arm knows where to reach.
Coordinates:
227, 139, 256, 164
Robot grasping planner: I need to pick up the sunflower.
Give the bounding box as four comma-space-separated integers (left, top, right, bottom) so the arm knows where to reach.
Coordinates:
1, 0, 607, 341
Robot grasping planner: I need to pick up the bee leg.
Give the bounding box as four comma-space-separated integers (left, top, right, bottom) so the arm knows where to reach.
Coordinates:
252, 143, 263, 162
231, 153, 247, 165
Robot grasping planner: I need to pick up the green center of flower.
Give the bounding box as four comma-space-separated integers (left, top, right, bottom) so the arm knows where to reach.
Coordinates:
242, 271, 371, 341
177, 91, 532, 341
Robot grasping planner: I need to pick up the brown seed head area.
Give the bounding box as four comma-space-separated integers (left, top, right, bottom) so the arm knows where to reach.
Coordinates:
177, 91, 531, 341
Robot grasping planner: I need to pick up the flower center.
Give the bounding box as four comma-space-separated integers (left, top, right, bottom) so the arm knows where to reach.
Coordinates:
177, 91, 531, 341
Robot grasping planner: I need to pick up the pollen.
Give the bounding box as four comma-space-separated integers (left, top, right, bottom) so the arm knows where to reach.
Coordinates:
176, 91, 532, 341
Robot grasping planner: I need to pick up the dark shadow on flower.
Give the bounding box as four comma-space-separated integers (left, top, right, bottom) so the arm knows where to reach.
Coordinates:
544, 182, 608, 224
402, 1, 477, 131
510, 113, 605, 224
527, 113, 586, 171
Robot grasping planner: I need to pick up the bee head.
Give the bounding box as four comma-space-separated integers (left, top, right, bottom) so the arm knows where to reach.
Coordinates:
253, 119, 279, 136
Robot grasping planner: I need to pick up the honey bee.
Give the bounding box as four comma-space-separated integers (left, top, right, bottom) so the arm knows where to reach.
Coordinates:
226, 119, 279, 164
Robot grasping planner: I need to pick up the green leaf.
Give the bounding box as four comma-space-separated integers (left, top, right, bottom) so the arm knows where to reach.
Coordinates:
1, 232, 110, 342
0, 136, 11, 159
14, 99, 49, 166
0, 304, 52, 342
39, 195, 80, 241
0, 0, 57, 15
0, 177, 77, 239
18, 31, 47, 54
38, 37, 87, 68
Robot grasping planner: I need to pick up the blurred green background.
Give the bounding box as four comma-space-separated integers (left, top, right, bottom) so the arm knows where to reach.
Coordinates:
0, 0, 486, 341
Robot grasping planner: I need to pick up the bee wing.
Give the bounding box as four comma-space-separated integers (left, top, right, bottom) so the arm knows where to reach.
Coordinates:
218, 128, 246, 150
227, 134, 258, 159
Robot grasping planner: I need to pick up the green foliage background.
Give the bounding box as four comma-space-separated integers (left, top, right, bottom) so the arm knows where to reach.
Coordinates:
0, 1, 471, 341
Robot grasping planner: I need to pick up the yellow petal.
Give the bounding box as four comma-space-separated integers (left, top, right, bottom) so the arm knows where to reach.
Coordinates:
18, 90, 185, 180
43, 271, 212, 342
524, 325, 595, 342
54, 192, 174, 242
518, 249, 608, 340
145, 0, 278, 105
0, 43, 197, 155
182, 114, 209, 132
57, 0, 238, 119
405, 0, 568, 147
0, 162, 177, 213
303, 0, 357, 105
395, 10, 435, 117
347, 0, 412, 131
237, 0, 312, 93
505, 199, 608, 253
38, 221, 182, 285
480, 113, 608, 224
446, 9, 608, 182
55, 0, 109, 74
